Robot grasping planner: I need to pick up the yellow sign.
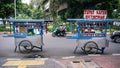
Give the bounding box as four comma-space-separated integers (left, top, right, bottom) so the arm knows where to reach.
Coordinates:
2, 60, 45, 68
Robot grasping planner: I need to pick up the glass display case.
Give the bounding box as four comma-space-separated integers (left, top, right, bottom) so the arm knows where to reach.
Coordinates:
14, 21, 42, 38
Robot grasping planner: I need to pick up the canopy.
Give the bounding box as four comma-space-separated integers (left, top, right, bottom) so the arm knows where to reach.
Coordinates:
67, 19, 120, 23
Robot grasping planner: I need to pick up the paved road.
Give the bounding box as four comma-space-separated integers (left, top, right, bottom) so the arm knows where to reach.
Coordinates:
0, 33, 120, 58
0, 33, 120, 68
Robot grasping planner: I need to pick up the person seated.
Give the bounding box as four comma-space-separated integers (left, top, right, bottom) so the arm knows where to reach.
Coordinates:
59, 25, 66, 31
55, 24, 66, 36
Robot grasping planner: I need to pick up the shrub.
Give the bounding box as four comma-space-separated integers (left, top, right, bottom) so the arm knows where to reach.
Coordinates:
0, 28, 10, 32
0, 25, 10, 32
48, 25, 54, 32
0, 25, 5, 28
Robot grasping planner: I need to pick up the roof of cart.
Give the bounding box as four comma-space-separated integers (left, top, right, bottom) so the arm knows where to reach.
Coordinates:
67, 19, 120, 23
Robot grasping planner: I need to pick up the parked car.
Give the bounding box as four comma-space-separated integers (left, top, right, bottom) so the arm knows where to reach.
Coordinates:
0, 18, 3, 25
110, 31, 120, 43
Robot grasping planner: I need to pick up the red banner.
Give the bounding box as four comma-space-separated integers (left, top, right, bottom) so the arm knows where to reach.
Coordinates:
84, 10, 107, 19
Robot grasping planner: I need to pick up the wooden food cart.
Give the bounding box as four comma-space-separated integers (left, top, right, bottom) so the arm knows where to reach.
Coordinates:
9, 19, 45, 53
67, 19, 113, 54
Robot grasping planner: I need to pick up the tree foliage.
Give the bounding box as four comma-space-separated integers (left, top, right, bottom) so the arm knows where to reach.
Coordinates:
0, 0, 14, 18
0, 0, 26, 19
41, 0, 120, 21
58, 0, 119, 20
49, 0, 59, 23
29, 0, 44, 19
17, 3, 32, 19
0, 0, 44, 19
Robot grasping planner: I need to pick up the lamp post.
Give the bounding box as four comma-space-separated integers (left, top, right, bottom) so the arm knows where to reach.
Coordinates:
14, 0, 16, 19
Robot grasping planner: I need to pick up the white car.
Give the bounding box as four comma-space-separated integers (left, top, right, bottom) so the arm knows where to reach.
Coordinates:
0, 18, 3, 24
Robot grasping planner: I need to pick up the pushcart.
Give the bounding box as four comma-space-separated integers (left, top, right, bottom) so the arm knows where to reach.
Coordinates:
9, 19, 46, 53
67, 19, 114, 54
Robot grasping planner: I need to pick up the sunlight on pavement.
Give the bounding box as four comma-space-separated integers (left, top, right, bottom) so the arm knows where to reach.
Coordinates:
2, 60, 45, 68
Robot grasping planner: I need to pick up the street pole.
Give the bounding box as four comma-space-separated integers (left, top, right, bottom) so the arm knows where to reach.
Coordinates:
14, 0, 16, 19
10, 0, 16, 34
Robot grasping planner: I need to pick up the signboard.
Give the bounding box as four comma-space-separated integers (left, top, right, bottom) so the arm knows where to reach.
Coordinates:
84, 10, 107, 19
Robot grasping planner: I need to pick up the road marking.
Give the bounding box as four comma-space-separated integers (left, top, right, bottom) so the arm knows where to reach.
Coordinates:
52, 59, 66, 68
35, 58, 48, 60
6, 58, 21, 61
112, 54, 120, 56
2, 60, 45, 68
18, 65, 26, 68
62, 56, 75, 59
88, 54, 101, 56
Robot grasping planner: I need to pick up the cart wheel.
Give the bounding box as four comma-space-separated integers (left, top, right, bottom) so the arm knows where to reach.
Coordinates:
83, 41, 98, 54
19, 40, 33, 53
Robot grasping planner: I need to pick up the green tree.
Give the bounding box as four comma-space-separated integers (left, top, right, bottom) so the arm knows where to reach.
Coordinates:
49, 0, 59, 23
0, 0, 23, 19
0, 0, 14, 18
117, 0, 120, 19
59, 0, 119, 19
32, 9, 44, 19
95, 0, 118, 18
17, 3, 33, 19
29, 0, 44, 19
40, 0, 120, 21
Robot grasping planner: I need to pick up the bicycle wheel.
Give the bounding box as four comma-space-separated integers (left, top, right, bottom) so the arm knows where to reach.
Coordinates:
19, 40, 33, 53
83, 41, 98, 54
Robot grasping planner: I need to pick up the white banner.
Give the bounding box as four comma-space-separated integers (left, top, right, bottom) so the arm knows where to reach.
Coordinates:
84, 10, 107, 19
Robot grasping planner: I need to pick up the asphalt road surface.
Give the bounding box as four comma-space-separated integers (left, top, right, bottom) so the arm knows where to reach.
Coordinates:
0, 33, 120, 58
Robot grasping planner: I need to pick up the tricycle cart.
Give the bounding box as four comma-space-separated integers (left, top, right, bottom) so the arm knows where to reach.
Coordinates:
9, 19, 45, 53
67, 19, 114, 54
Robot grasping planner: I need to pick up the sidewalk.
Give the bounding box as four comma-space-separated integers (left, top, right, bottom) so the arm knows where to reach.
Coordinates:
0, 32, 13, 36
57, 55, 120, 68
1, 55, 120, 68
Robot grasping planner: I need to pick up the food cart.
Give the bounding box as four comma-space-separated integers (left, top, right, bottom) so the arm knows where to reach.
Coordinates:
9, 19, 45, 53
67, 19, 114, 54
